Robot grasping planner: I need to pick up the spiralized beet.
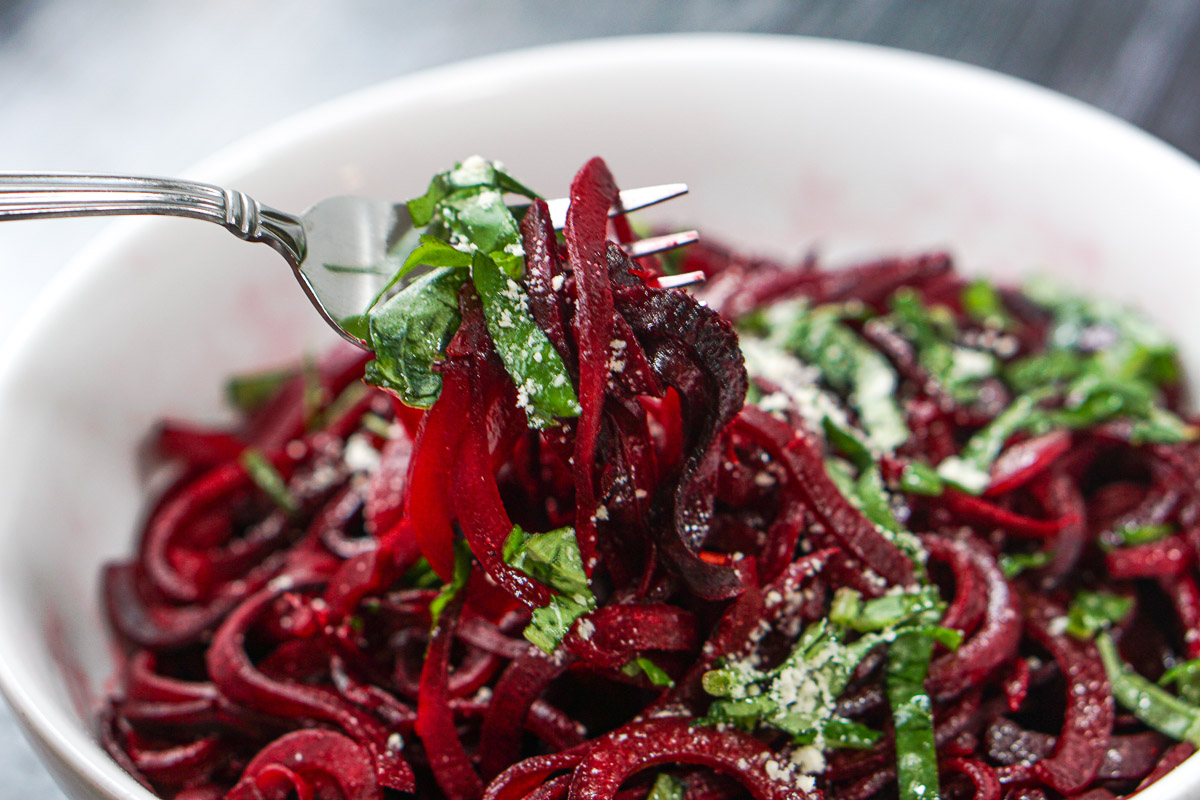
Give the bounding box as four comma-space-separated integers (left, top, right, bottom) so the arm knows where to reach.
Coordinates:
100, 157, 1200, 800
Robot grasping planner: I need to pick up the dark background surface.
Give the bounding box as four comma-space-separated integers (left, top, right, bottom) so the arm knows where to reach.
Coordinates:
1, 1, 1197, 796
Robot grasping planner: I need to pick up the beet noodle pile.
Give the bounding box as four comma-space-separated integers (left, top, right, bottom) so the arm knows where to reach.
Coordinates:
102, 157, 1200, 800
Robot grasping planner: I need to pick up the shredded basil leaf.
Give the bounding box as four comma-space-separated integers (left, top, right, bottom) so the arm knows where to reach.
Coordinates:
886, 631, 941, 800
239, 448, 298, 514
999, 551, 1051, 578
226, 366, 296, 412
785, 306, 910, 452
503, 525, 591, 599
429, 541, 472, 626
364, 267, 467, 408
402, 557, 444, 590
898, 460, 945, 497
1065, 590, 1133, 641
1097, 632, 1200, 745
1160, 659, 1200, 705
961, 279, 1014, 329
700, 603, 959, 749
622, 657, 675, 688
937, 388, 1053, 494
888, 288, 997, 404
472, 251, 581, 428
504, 524, 596, 653
525, 595, 592, 654
646, 774, 684, 800
1104, 523, 1174, 550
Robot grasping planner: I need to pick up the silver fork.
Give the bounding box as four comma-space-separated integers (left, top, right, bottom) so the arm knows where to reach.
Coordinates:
0, 174, 701, 347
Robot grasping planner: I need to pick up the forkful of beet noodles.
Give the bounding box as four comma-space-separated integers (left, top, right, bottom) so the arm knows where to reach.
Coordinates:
102, 156, 1200, 800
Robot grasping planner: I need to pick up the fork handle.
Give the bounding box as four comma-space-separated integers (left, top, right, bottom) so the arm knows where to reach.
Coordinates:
0, 173, 305, 264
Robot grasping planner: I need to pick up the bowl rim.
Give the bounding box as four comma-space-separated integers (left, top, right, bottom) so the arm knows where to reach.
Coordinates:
2, 31, 1199, 800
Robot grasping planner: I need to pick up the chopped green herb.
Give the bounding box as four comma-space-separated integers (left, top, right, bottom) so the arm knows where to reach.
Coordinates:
1006, 350, 1084, 393
1025, 276, 1180, 386
823, 417, 875, 471
886, 631, 941, 800
646, 774, 684, 800
888, 289, 997, 404
1064, 591, 1133, 641
999, 550, 1051, 578
239, 449, 298, 514
317, 381, 370, 429
898, 460, 945, 497
402, 557, 444, 590
472, 251, 581, 428
785, 306, 909, 452
503, 525, 591, 599
1160, 659, 1200, 705
429, 541, 472, 626
364, 267, 467, 408
1097, 632, 1200, 745
961, 279, 1014, 329
525, 595, 592, 654
1105, 523, 1174, 550
622, 657, 675, 687
937, 389, 1053, 494
360, 412, 395, 439
830, 586, 945, 633
1127, 407, 1199, 445
699, 606, 958, 749
504, 525, 596, 653
226, 366, 296, 412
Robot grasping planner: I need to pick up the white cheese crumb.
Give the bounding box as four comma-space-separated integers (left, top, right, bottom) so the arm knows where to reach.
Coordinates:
342, 433, 381, 473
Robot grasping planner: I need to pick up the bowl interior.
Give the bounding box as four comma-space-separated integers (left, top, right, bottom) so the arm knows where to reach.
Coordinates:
2, 33, 1200, 800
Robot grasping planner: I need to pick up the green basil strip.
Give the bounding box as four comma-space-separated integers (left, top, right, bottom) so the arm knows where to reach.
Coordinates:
362, 234, 473, 317
1006, 350, 1084, 393
937, 389, 1052, 494
429, 541, 472, 626
831, 586, 943, 633
786, 307, 909, 452
503, 525, 591, 599
1065, 591, 1133, 641
646, 774, 684, 800
821, 717, 883, 749
472, 251, 581, 428
1108, 523, 1174, 549
364, 267, 467, 408
1128, 407, 1199, 445
525, 595, 591, 654
226, 366, 296, 412
888, 289, 996, 403
886, 632, 942, 800
401, 557, 444, 590
625, 657, 675, 687
1160, 660, 1200, 705
239, 449, 298, 515
503, 524, 596, 654
999, 551, 1051, 578
1097, 632, 1200, 745
961, 279, 1014, 329
898, 460, 945, 497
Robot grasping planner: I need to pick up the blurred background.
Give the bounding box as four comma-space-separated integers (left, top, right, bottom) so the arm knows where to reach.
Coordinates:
1, 0, 1198, 795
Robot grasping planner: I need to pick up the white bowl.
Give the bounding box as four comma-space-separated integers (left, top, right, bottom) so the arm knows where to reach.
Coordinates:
2, 33, 1200, 800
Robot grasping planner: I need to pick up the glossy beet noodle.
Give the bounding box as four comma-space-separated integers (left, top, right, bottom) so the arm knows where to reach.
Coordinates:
102, 157, 1200, 800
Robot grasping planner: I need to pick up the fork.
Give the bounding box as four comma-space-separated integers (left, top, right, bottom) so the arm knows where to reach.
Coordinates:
0, 173, 702, 347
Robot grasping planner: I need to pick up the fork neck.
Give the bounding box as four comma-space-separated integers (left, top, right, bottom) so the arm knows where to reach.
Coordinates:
0, 173, 306, 265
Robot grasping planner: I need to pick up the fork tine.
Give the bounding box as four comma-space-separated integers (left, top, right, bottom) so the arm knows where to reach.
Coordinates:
649, 270, 707, 290
545, 183, 688, 230
620, 229, 700, 259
